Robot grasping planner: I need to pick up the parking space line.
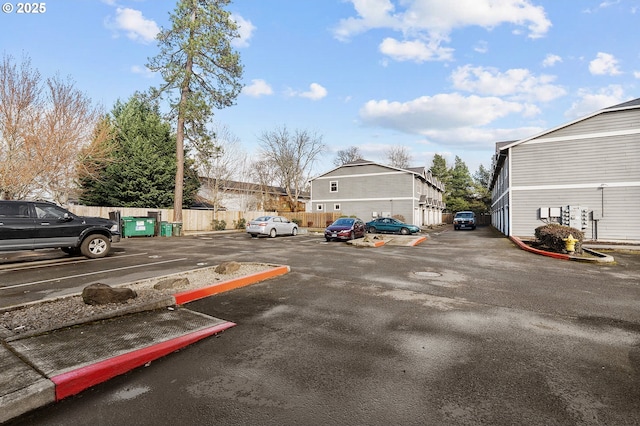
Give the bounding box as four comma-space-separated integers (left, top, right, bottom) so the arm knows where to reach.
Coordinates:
0, 258, 188, 290
0, 252, 150, 272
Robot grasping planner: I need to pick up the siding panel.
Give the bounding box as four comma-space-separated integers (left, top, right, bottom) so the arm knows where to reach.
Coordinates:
511, 186, 640, 241
543, 109, 640, 138
512, 135, 640, 186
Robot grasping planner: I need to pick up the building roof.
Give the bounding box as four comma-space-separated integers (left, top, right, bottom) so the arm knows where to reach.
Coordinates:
309, 159, 444, 189
498, 97, 640, 152
603, 97, 640, 110
488, 97, 640, 190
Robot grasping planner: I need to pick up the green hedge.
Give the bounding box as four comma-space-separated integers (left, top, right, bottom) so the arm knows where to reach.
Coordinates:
534, 223, 584, 254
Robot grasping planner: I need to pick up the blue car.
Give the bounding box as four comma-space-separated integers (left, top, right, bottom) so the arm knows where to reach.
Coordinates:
365, 217, 420, 235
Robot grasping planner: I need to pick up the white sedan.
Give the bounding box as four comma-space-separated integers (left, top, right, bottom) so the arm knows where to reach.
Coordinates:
246, 216, 298, 238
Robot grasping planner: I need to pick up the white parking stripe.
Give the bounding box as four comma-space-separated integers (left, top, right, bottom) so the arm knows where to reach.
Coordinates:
0, 258, 188, 290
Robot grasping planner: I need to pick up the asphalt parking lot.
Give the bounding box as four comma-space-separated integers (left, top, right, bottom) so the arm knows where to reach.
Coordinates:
4, 226, 640, 425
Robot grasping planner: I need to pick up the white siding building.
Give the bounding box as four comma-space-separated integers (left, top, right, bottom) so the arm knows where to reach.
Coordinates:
490, 98, 640, 242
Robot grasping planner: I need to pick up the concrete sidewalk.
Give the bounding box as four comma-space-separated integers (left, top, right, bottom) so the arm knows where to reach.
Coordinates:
0, 265, 290, 424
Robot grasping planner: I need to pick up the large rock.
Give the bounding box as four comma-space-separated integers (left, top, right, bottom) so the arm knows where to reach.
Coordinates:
215, 261, 241, 274
82, 283, 137, 305
154, 277, 190, 291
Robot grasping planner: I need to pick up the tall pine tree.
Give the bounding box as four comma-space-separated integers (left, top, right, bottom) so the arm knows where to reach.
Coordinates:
146, 0, 243, 222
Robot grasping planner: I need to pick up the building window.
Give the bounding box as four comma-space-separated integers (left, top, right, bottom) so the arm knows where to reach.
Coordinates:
317, 204, 323, 211
334, 203, 340, 211
330, 181, 338, 192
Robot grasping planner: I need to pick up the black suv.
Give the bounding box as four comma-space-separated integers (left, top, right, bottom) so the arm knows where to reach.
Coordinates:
0, 200, 121, 258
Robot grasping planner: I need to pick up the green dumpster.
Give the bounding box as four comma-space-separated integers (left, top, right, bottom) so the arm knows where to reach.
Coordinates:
160, 221, 172, 237
122, 217, 156, 237
172, 222, 183, 237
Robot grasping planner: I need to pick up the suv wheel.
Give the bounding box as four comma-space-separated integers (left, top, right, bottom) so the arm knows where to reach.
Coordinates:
81, 234, 110, 259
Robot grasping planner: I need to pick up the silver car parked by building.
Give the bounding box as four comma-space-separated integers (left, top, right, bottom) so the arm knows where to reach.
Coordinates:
246, 216, 298, 238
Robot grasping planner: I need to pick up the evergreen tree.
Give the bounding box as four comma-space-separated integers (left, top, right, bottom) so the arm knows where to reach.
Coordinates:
79, 96, 199, 208
469, 164, 492, 213
429, 154, 450, 186
446, 156, 474, 212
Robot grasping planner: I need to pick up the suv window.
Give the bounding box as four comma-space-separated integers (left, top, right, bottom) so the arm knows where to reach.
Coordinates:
0, 202, 30, 218
34, 203, 70, 220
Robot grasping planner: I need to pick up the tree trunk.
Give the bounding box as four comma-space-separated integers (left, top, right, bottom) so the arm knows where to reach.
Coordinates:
174, 6, 197, 223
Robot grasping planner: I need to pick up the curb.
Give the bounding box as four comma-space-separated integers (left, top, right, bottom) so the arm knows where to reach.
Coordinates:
1, 264, 290, 423
173, 265, 291, 304
51, 321, 236, 401
509, 237, 614, 262
410, 236, 428, 246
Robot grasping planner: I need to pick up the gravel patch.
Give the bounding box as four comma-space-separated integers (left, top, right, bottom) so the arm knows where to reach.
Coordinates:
0, 262, 276, 338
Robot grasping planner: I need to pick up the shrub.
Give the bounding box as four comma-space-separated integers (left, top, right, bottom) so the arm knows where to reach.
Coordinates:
534, 223, 584, 253
233, 218, 246, 230
212, 219, 227, 231
392, 214, 406, 223
291, 218, 301, 226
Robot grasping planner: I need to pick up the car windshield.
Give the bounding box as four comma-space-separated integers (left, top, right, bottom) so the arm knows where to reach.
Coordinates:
254, 216, 272, 222
333, 218, 354, 226
455, 212, 474, 218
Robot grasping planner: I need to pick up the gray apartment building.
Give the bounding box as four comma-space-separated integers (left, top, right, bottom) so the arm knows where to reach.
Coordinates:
309, 160, 445, 227
490, 98, 640, 242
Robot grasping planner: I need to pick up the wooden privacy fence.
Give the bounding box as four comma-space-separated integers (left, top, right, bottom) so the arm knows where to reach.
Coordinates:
67, 206, 342, 232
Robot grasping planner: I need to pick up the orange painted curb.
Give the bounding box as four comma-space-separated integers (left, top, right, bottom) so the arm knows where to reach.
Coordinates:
51, 321, 235, 401
173, 265, 290, 305
411, 236, 427, 246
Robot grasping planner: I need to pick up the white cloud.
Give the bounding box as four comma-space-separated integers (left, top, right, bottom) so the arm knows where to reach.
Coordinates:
334, 0, 551, 62
359, 93, 528, 136
542, 54, 562, 67
131, 65, 155, 78
634, 71, 640, 79
564, 85, 626, 119
242, 79, 273, 97
106, 7, 159, 43
379, 37, 453, 62
451, 65, 566, 102
231, 14, 255, 48
589, 52, 622, 75
474, 40, 488, 54
293, 83, 328, 101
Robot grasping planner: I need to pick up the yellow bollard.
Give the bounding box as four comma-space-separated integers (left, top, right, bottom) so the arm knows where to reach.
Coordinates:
563, 234, 578, 253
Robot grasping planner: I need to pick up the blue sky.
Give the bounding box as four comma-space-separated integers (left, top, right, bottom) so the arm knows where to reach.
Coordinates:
2, 0, 639, 177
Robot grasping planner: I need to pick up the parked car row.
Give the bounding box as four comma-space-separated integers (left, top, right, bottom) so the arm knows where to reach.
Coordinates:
245, 215, 424, 241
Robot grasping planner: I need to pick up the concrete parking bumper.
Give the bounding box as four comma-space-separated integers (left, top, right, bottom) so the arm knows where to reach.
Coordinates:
0, 265, 290, 424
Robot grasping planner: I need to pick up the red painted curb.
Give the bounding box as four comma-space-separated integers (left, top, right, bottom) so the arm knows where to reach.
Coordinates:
509, 236, 570, 260
173, 265, 290, 305
51, 321, 236, 401
411, 236, 427, 246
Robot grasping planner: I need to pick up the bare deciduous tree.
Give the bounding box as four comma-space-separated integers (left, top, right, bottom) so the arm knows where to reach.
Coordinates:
251, 159, 278, 211
385, 145, 411, 169
259, 126, 325, 212
333, 146, 363, 166
0, 54, 107, 202
193, 123, 246, 215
